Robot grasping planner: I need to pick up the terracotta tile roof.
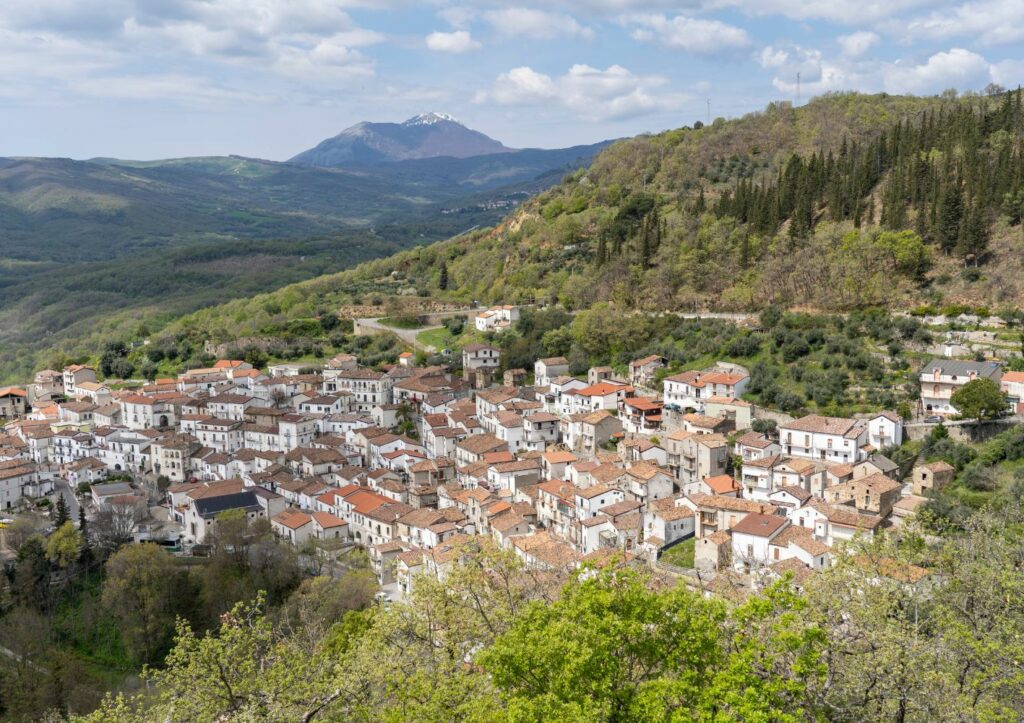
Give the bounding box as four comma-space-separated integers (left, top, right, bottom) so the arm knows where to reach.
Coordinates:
652, 503, 694, 521
737, 432, 774, 449
311, 511, 347, 528
272, 509, 313, 530
731, 512, 788, 538
783, 414, 862, 438
589, 463, 628, 484
775, 485, 812, 502
575, 483, 618, 500
581, 409, 614, 425
772, 525, 829, 556
575, 382, 632, 397
490, 513, 528, 533
689, 493, 777, 515
704, 474, 740, 494
630, 355, 664, 367
770, 557, 814, 584
537, 479, 577, 503
456, 434, 507, 455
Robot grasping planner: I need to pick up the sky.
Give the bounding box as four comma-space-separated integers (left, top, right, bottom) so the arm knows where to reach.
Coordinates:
3, 0, 1024, 160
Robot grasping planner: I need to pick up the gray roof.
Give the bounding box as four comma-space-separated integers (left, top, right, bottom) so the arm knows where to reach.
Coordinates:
91, 482, 134, 496
194, 490, 262, 519
864, 454, 899, 473
920, 359, 1002, 380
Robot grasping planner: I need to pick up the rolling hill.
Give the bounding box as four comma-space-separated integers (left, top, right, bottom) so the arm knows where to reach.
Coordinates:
0, 130, 610, 381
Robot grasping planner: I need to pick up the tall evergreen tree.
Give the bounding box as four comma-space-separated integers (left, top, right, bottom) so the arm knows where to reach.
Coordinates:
935, 183, 964, 254
54, 493, 70, 527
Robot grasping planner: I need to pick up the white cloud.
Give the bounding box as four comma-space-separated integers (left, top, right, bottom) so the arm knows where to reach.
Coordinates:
882, 48, 992, 94
628, 14, 751, 55
273, 36, 376, 82
761, 43, 997, 98
483, 8, 594, 39
0, 0, 384, 94
438, 6, 478, 30
75, 73, 268, 104
476, 63, 686, 120
907, 0, 1024, 45
707, 0, 931, 24
759, 44, 826, 85
992, 58, 1024, 87
837, 31, 879, 57
425, 29, 482, 53
485, 66, 559, 104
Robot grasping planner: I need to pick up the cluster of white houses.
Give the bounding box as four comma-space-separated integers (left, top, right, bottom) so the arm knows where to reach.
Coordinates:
0, 340, 1012, 594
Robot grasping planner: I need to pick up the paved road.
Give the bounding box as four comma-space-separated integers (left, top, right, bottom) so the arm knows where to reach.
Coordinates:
54, 479, 81, 520
355, 318, 446, 352
357, 308, 759, 354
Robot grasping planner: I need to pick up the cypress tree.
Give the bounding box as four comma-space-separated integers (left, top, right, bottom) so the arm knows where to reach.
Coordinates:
54, 493, 70, 527
935, 183, 964, 254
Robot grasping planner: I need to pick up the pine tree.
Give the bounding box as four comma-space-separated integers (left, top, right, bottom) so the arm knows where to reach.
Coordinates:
53, 493, 70, 527
958, 203, 989, 263
438, 262, 449, 291
935, 183, 964, 254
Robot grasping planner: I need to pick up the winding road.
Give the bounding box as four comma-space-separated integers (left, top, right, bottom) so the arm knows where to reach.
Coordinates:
54, 479, 81, 520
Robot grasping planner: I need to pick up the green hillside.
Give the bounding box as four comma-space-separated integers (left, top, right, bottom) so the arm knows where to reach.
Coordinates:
0, 144, 607, 381
14, 91, 1024, 382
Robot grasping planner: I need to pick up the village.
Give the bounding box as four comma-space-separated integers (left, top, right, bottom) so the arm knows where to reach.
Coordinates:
1, 303, 1023, 601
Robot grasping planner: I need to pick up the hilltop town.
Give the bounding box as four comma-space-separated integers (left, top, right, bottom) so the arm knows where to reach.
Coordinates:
3, 302, 1022, 602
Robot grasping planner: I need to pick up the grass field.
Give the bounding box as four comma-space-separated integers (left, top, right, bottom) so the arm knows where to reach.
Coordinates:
659, 537, 695, 568
416, 327, 456, 351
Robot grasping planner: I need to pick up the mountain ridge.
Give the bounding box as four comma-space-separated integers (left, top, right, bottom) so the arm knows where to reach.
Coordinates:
289, 113, 516, 166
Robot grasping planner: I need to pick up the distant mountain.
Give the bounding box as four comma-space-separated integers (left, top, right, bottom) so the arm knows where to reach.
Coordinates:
289, 112, 515, 166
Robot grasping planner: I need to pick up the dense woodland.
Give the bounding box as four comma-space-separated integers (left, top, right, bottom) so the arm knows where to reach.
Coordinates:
714, 89, 1024, 261
0, 508, 374, 720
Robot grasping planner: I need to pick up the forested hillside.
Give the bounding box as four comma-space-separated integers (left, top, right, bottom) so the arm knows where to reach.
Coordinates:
100, 90, 1024, 372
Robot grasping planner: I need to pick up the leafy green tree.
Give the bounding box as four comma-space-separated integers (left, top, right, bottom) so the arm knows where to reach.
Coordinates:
45, 522, 83, 569
480, 567, 827, 722
950, 377, 1008, 420
138, 359, 158, 381
102, 543, 195, 664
